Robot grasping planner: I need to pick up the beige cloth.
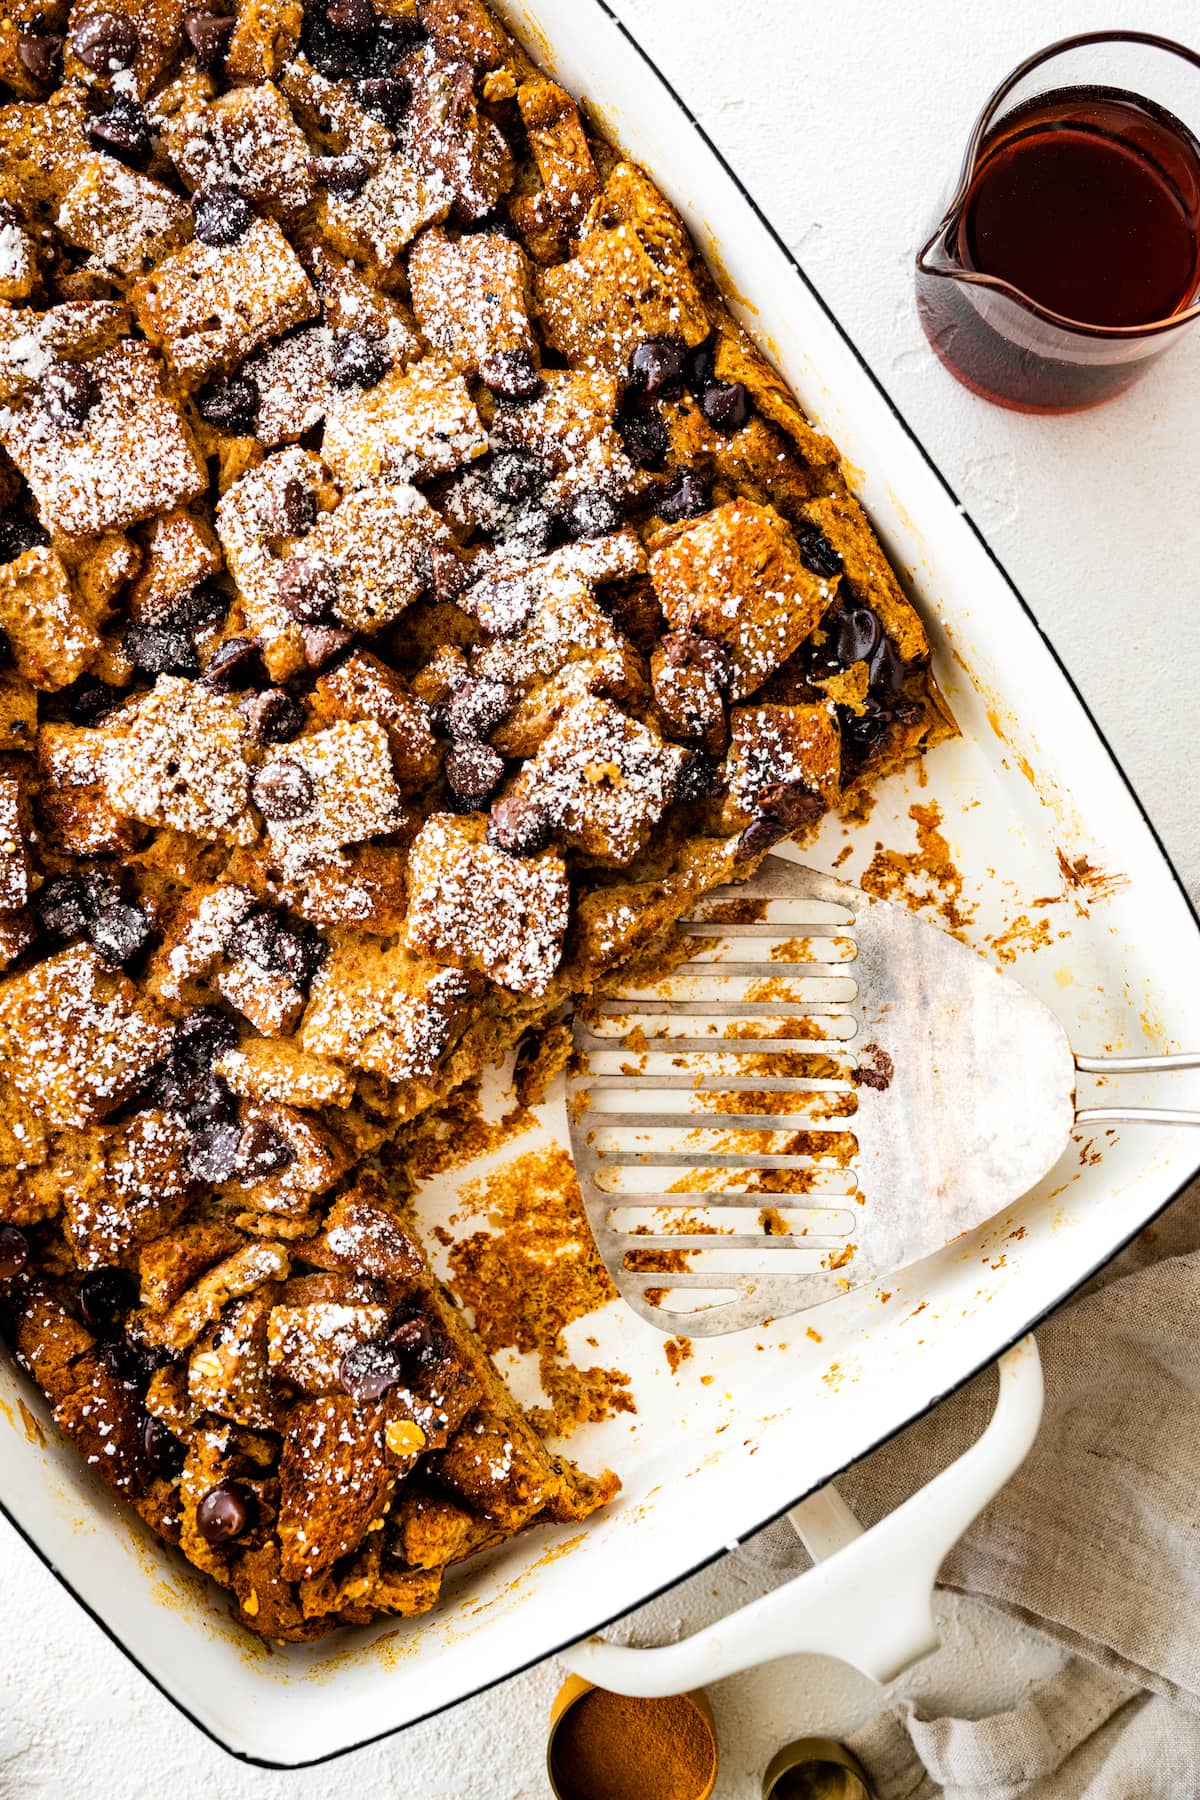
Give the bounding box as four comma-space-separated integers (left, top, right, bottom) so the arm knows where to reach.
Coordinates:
831, 1171, 1200, 1798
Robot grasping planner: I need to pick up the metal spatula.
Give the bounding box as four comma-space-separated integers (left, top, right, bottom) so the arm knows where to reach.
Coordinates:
566, 857, 1200, 1336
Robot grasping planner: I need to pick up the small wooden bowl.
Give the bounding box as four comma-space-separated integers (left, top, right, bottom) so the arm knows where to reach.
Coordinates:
547, 1675, 718, 1800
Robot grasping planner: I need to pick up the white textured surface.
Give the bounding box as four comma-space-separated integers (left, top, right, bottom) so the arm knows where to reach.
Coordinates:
3, 2, 1198, 1793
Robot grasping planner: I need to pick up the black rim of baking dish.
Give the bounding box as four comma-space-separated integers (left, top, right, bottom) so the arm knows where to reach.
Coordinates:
3, 3, 1200, 1769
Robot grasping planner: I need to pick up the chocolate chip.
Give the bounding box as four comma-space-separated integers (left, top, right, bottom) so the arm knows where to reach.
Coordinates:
561, 490, 622, 540
280, 476, 317, 536
338, 1337, 405, 1403
86, 96, 151, 166
628, 334, 687, 396
142, 1414, 186, 1478
227, 907, 278, 971
241, 687, 304, 745
185, 1120, 242, 1184
251, 758, 314, 821
479, 349, 542, 401
487, 793, 553, 856
301, 624, 354, 671
502, 505, 556, 558
663, 630, 733, 693
868, 633, 904, 698
37, 875, 96, 941
196, 1481, 255, 1544
795, 523, 843, 580
125, 622, 200, 678
658, 469, 711, 524
0, 510, 48, 564
71, 12, 140, 74
42, 361, 96, 431
307, 152, 371, 199
329, 328, 389, 391
271, 919, 327, 988
278, 557, 338, 625
79, 1267, 134, 1335
435, 675, 512, 742
89, 900, 151, 967
192, 184, 254, 246
700, 379, 751, 434
384, 1309, 435, 1364
17, 31, 64, 85
183, 9, 234, 71
178, 1070, 237, 1130
672, 747, 723, 804
175, 1005, 240, 1065
616, 398, 669, 471
197, 372, 259, 436
327, 0, 375, 34
352, 74, 410, 128
236, 1119, 294, 1180
429, 544, 469, 604
757, 778, 823, 832
488, 451, 547, 504
0, 1225, 28, 1282
683, 336, 717, 396
445, 741, 504, 808
202, 636, 263, 693
734, 815, 789, 862
840, 695, 897, 761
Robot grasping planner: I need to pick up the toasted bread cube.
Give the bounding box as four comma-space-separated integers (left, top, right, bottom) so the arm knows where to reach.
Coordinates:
52, 1350, 145, 1496
0, 944, 171, 1129
139, 1219, 243, 1313
505, 696, 687, 867
146, 881, 257, 1002
405, 812, 570, 997
242, 323, 332, 450
319, 1177, 425, 1286
300, 483, 447, 634
0, 547, 99, 690
164, 83, 313, 218
322, 356, 487, 489
225, 0, 304, 79
215, 446, 338, 678
217, 957, 305, 1038
129, 507, 223, 624
266, 1298, 390, 1395
418, 0, 512, 68
509, 74, 598, 259
36, 721, 142, 857
64, 0, 189, 98
215, 1038, 355, 1109
536, 162, 709, 372
471, 572, 624, 693
312, 651, 439, 791
297, 237, 421, 365
103, 676, 255, 844
56, 157, 190, 280
58, 1108, 193, 1268
650, 499, 834, 702
188, 1289, 281, 1430
279, 55, 393, 164
722, 703, 842, 829
55, 530, 142, 627
287, 844, 410, 934
0, 340, 205, 538
133, 216, 318, 389
142, 1239, 291, 1353
0, 774, 29, 913
488, 368, 632, 508
278, 1394, 401, 1579
300, 940, 475, 1084
429, 1402, 557, 1528
234, 1100, 349, 1218
406, 47, 513, 224
318, 152, 450, 279
0, 299, 127, 406
259, 721, 404, 877
0, 213, 37, 301
408, 226, 536, 379
801, 490, 929, 662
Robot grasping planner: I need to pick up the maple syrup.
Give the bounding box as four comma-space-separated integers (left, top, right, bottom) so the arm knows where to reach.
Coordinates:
917, 85, 1200, 410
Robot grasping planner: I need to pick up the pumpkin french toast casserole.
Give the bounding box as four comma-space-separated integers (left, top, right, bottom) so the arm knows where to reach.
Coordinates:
0, 0, 952, 1641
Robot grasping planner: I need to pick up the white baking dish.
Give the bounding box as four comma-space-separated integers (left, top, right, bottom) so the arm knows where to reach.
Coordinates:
3, 0, 1200, 1766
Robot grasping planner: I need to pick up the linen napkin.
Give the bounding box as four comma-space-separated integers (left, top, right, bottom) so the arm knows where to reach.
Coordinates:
825, 1168, 1200, 1798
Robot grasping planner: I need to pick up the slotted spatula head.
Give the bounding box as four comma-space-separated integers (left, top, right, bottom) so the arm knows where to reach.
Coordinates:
566, 857, 1077, 1336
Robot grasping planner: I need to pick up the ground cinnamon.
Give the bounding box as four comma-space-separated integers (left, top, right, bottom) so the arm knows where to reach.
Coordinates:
550, 1689, 717, 1800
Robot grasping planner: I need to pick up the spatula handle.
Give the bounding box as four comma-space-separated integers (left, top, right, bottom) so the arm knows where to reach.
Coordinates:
1075, 1050, 1200, 1125
559, 1335, 1043, 1694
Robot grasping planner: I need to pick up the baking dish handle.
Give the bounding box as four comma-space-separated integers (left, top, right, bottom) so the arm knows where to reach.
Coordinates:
560, 1334, 1043, 1693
